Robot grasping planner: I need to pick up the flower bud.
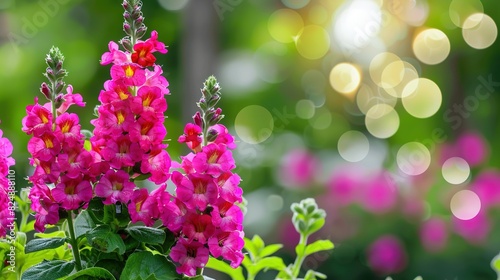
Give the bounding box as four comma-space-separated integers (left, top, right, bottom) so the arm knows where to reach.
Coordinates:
136, 26, 147, 39
55, 81, 65, 95
123, 11, 131, 21
193, 111, 202, 127
40, 82, 52, 100
120, 38, 133, 52
123, 23, 133, 36
136, 16, 144, 25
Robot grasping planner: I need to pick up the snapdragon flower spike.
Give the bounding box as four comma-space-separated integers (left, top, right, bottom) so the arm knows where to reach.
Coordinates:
24, 47, 95, 232
168, 76, 244, 275
91, 1, 171, 227
0, 127, 15, 238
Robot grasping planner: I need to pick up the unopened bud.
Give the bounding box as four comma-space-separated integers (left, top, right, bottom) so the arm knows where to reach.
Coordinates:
136, 16, 144, 25
40, 82, 51, 100
54, 94, 64, 109
123, 11, 131, 21
136, 26, 147, 39
193, 111, 202, 127
123, 23, 132, 36
120, 38, 133, 52
55, 81, 65, 94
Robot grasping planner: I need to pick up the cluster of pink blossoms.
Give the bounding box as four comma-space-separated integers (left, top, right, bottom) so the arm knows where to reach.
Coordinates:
167, 118, 244, 276
90, 30, 172, 224
0, 128, 15, 238
22, 62, 96, 232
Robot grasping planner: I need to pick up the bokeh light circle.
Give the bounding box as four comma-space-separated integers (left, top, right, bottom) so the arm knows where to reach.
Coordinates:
309, 107, 332, 129
268, 9, 304, 43
338, 130, 370, 162
402, 78, 442, 118
235, 105, 274, 144
356, 84, 397, 115
380, 60, 405, 89
382, 61, 419, 98
369, 52, 402, 88
449, 0, 483, 28
296, 25, 330, 60
282, 0, 310, 9
462, 13, 498, 50
296, 99, 315, 119
450, 190, 481, 220
442, 157, 470, 185
330, 63, 361, 95
413, 28, 450, 65
397, 142, 431, 176
365, 104, 399, 139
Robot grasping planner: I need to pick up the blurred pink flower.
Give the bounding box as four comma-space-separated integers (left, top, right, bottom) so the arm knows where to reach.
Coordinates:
279, 149, 319, 188
327, 170, 360, 206
367, 235, 407, 275
470, 170, 500, 209
456, 132, 488, 166
452, 210, 490, 244
420, 217, 448, 252
359, 172, 397, 214
439, 132, 488, 167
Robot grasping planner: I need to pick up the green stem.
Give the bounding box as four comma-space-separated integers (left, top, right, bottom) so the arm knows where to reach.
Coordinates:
19, 209, 29, 233
291, 233, 309, 279
66, 211, 82, 271
196, 267, 204, 276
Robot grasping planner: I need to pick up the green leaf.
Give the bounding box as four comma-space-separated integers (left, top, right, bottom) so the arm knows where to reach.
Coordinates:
254, 256, 287, 272
251, 235, 265, 251
126, 226, 166, 245
74, 210, 96, 239
21, 260, 75, 280
86, 225, 126, 254
25, 237, 67, 254
206, 257, 245, 280
121, 251, 179, 280
259, 244, 283, 258
306, 218, 325, 236
491, 252, 500, 280
95, 259, 124, 279
87, 198, 106, 223
64, 267, 116, 280
114, 202, 131, 227
35, 230, 66, 239
304, 240, 334, 257
304, 270, 327, 280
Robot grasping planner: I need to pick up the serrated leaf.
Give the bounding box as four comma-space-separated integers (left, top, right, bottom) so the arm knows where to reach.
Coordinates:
304, 240, 334, 257
206, 257, 245, 280
121, 251, 179, 280
64, 267, 116, 280
74, 210, 96, 239
25, 237, 66, 254
126, 226, 166, 245
259, 244, 283, 258
86, 225, 126, 254
21, 260, 74, 280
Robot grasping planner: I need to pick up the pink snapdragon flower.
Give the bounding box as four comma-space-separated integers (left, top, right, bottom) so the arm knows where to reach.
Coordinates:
0, 127, 14, 238
170, 238, 209, 277
95, 170, 135, 204
279, 148, 319, 188
208, 231, 245, 268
